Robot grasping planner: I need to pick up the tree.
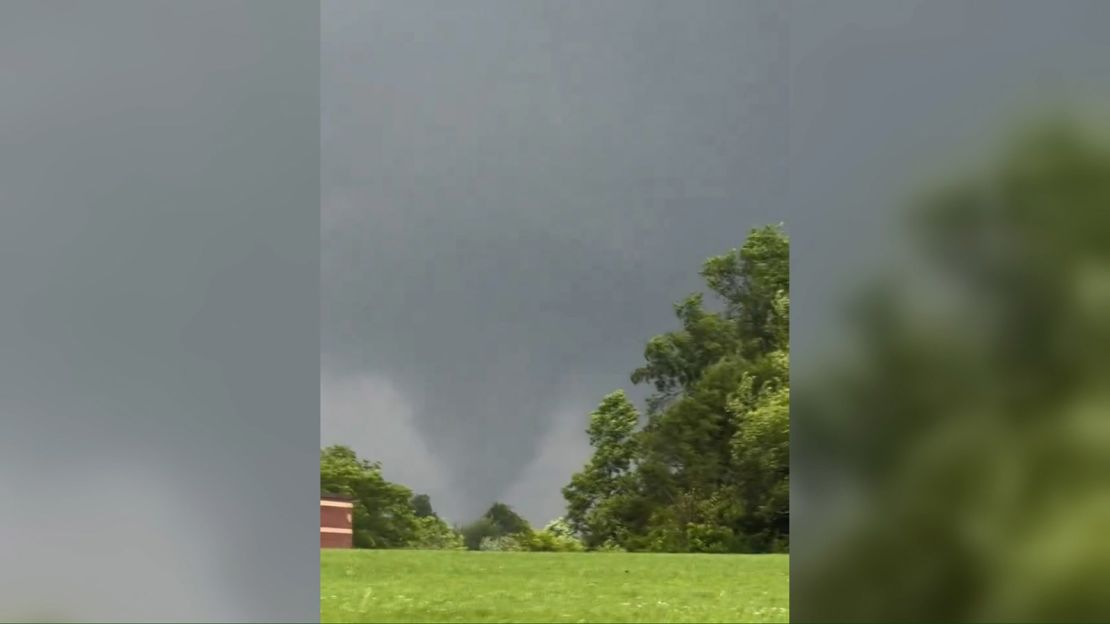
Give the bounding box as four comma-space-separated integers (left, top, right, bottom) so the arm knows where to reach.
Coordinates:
728, 348, 789, 550
320, 445, 420, 548
635, 225, 789, 552
458, 503, 533, 551
459, 517, 499, 551
703, 223, 790, 357
630, 294, 741, 415
482, 502, 531, 537
410, 493, 436, 519
562, 391, 641, 547
563, 224, 790, 553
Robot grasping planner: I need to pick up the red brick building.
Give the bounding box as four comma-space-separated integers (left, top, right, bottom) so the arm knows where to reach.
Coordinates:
320, 494, 354, 548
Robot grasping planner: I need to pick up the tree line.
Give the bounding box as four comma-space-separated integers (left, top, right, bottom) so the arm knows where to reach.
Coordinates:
321, 224, 789, 553
320, 445, 582, 551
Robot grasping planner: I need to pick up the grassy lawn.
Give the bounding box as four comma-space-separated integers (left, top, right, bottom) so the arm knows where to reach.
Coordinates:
321, 549, 788, 623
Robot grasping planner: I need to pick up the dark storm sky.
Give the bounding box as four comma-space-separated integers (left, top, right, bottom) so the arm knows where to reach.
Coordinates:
321, 0, 1110, 526
321, 0, 787, 524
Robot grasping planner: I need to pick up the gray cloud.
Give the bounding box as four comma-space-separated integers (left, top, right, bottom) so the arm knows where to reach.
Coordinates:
321, 371, 454, 512
322, 0, 788, 524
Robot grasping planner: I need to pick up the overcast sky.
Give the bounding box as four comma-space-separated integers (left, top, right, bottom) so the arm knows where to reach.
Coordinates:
321, 0, 1110, 526
322, 0, 787, 524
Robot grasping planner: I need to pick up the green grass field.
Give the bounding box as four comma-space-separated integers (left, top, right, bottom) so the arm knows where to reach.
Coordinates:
321, 549, 788, 623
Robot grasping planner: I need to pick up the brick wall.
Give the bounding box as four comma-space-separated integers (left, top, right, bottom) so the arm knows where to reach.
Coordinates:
320, 497, 354, 549
320, 531, 352, 549
320, 505, 352, 529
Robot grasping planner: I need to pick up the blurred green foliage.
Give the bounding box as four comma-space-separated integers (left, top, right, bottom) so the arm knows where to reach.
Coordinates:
794, 119, 1110, 622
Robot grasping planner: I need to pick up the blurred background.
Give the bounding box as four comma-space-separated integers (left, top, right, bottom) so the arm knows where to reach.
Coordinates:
787, 1, 1110, 621
0, 2, 319, 621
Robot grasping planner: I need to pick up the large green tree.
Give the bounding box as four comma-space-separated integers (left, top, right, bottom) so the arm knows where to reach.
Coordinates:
565, 224, 790, 553
320, 445, 421, 548
562, 390, 642, 547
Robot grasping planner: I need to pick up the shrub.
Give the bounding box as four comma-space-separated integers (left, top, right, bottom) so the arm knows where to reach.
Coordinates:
519, 530, 583, 552
542, 517, 578, 539
409, 516, 465, 550
594, 540, 626, 553
479, 534, 526, 551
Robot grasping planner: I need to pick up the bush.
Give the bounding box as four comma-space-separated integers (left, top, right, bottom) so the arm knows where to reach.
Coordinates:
473, 523, 586, 552
594, 540, 626, 553
479, 534, 526, 551
409, 516, 465, 550
503, 519, 586, 552
542, 517, 577, 539
519, 530, 584, 552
